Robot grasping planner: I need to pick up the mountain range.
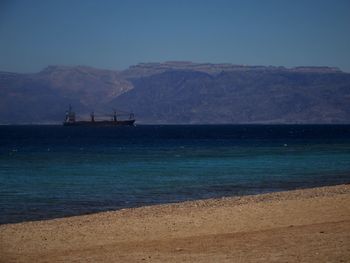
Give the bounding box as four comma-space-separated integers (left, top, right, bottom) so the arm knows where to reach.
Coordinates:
1, 62, 350, 124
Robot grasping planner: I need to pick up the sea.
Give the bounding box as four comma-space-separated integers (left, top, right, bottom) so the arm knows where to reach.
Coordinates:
1, 124, 350, 224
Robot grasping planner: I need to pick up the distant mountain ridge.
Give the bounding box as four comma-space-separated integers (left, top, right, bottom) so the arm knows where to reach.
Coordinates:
0, 62, 349, 124
122, 62, 342, 78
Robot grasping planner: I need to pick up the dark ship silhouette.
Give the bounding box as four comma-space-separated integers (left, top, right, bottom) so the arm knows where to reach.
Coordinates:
63, 105, 135, 126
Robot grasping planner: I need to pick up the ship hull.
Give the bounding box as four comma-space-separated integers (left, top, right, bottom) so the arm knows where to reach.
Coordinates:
63, 120, 135, 126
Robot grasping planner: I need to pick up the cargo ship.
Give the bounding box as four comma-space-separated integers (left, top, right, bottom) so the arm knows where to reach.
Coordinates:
63, 105, 135, 126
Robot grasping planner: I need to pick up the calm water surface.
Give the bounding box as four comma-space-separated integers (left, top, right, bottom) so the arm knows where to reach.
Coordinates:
0, 125, 350, 224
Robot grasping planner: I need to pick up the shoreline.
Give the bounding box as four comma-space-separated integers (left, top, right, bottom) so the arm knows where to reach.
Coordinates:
2, 182, 350, 226
1, 184, 350, 262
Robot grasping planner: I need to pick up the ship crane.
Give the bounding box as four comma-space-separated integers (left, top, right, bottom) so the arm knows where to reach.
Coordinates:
111, 109, 135, 121
63, 106, 135, 126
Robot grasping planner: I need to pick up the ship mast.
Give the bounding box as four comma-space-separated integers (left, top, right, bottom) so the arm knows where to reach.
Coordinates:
90, 111, 95, 122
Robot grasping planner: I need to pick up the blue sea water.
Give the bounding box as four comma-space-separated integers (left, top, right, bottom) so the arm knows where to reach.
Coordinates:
0, 125, 350, 224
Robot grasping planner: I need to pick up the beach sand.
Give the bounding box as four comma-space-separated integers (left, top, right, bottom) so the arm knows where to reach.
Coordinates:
1, 184, 349, 262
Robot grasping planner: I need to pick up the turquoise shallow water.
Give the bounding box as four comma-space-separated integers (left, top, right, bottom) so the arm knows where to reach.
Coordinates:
0, 125, 350, 224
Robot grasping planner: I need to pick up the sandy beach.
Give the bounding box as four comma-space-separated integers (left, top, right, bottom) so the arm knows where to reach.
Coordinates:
1, 184, 349, 262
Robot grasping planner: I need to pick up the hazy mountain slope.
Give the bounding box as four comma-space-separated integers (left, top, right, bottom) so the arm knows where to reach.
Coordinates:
0, 62, 350, 124
112, 69, 350, 124
0, 66, 132, 123
38, 66, 132, 107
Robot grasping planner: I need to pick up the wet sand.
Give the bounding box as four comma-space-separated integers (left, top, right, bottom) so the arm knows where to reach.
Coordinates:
1, 184, 350, 262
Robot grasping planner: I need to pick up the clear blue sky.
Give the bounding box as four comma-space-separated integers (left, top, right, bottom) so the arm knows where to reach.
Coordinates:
1, 0, 350, 73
